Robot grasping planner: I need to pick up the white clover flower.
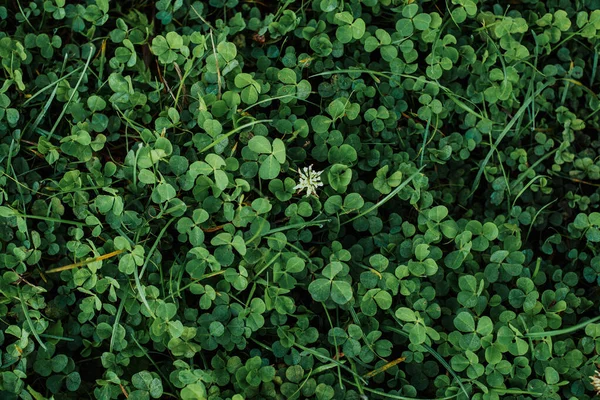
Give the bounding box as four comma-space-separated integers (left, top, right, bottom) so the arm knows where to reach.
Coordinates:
294, 164, 324, 197
590, 369, 600, 395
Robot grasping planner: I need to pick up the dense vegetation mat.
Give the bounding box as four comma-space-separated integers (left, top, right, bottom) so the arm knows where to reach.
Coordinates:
2, 0, 600, 399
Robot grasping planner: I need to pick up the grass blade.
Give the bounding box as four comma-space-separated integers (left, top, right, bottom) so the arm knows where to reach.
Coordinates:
591, 49, 598, 88
200, 119, 272, 153
22, 68, 82, 106
130, 332, 173, 391
110, 296, 127, 353
18, 287, 47, 351
264, 218, 331, 235
524, 198, 558, 243
469, 81, 552, 198
420, 117, 431, 167
342, 167, 424, 226
27, 53, 69, 137
139, 216, 176, 278
343, 377, 458, 400
385, 309, 469, 399
363, 356, 406, 378
134, 265, 155, 319
383, 325, 469, 398
48, 45, 95, 141
445, 93, 487, 121
38, 333, 74, 342
310, 69, 486, 121
46, 249, 124, 273
294, 343, 368, 386
524, 315, 600, 338
491, 388, 543, 396
7, 210, 86, 227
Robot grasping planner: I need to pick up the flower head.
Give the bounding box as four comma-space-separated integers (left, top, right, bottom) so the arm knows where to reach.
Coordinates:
590, 369, 600, 395
293, 164, 323, 197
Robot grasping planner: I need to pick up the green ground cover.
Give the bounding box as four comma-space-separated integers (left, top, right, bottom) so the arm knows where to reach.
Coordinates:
2, 0, 600, 399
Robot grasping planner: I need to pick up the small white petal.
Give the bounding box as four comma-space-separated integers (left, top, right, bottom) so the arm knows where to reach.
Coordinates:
294, 165, 324, 197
